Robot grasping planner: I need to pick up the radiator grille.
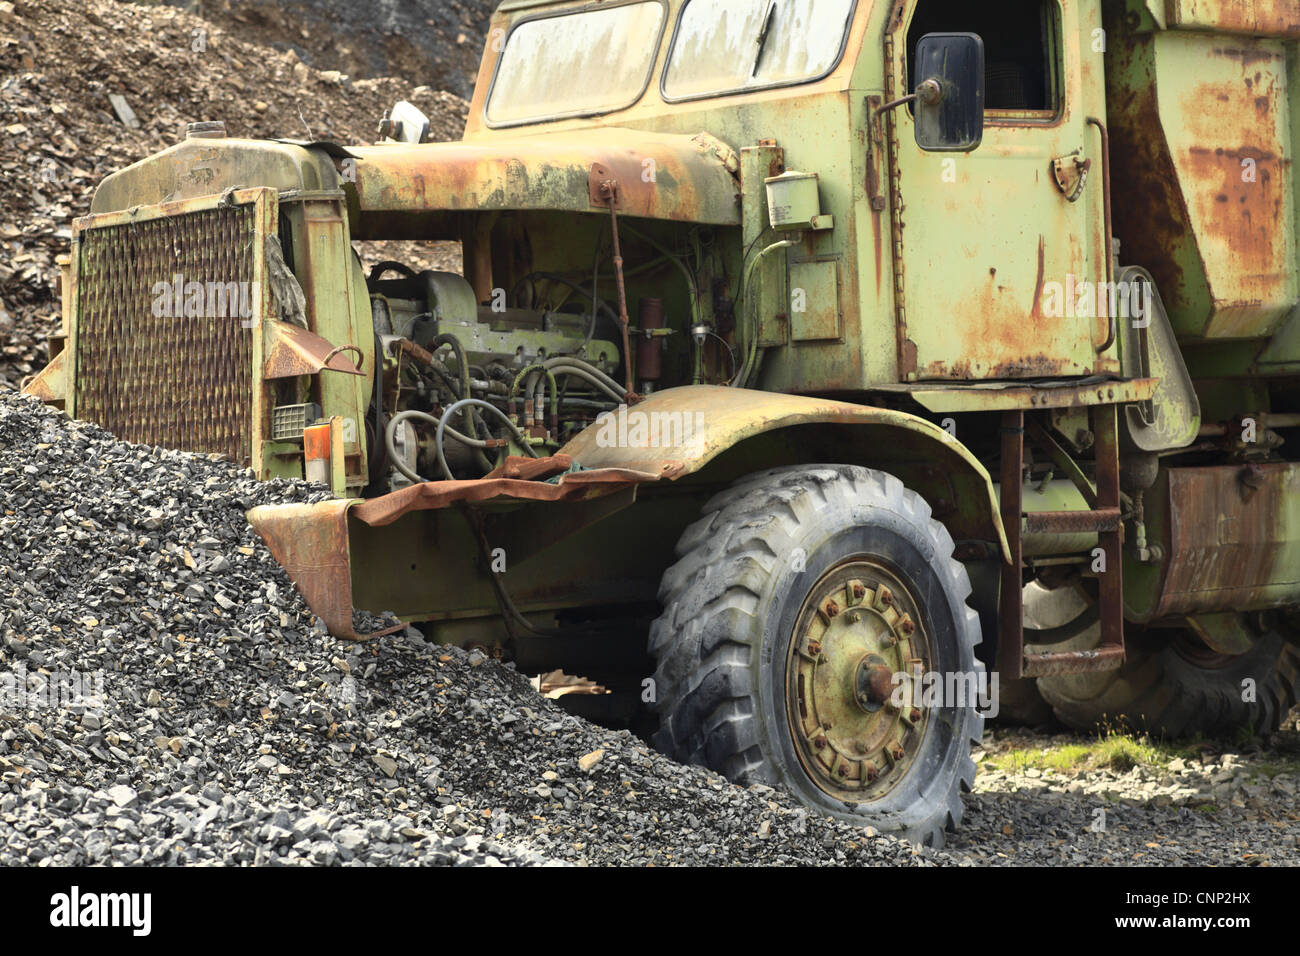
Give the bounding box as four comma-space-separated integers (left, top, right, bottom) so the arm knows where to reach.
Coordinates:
74, 204, 259, 464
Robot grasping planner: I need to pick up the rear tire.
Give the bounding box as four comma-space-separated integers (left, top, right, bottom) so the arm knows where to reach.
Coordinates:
1038, 616, 1300, 737
648, 465, 985, 847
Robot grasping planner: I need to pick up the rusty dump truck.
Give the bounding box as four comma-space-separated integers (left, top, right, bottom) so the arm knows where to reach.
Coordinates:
23, 0, 1300, 845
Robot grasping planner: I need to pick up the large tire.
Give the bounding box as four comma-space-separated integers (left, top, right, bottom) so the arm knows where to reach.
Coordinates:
648, 465, 985, 847
1038, 617, 1300, 738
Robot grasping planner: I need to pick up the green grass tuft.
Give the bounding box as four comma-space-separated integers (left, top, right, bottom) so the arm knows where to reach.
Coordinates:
988, 731, 1196, 776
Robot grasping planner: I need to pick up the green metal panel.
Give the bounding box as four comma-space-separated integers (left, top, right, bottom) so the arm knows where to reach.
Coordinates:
1105, 25, 1298, 340
279, 195, 374, 490
789, 258, 843, 341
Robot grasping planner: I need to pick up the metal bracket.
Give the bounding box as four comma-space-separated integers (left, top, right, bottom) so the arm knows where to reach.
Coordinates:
1052, 155, 1092, 203
588, 163, 621, 209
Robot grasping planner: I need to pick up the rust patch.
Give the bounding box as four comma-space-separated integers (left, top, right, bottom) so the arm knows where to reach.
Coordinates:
871, 208, 883, 293
1030, 235, 1046, 320
351, 460, 660, 528
263, 320, 364, 380
1155, 464, 1300, 617
1103, 42, 1191, 321
1168, 1, 1300, 38
1210, 46, 1289, 67
347, 129, 742, 227
247, 500, 401, 641
899, 337, 918, 377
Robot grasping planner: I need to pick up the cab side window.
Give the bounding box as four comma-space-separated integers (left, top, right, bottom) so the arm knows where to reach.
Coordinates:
907, 0, 1061, 114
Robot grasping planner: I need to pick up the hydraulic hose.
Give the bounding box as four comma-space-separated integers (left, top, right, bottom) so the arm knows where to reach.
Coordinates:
385, 401, 536, 484
546, 364, 626, 405
543, 356, 626, 400
436, 398, 539, 480
384, 410, 485, 486
429, 333, 492, 472
508, 364, 559, 432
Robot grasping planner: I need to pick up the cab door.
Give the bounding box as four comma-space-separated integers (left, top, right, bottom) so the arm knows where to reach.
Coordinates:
889, 0, 1113, 381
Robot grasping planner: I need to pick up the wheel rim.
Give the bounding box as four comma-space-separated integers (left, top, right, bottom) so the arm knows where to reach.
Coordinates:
785, 558, 932, 803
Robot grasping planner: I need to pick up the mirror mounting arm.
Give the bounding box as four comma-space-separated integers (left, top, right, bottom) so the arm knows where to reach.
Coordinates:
874, 78, 943, 120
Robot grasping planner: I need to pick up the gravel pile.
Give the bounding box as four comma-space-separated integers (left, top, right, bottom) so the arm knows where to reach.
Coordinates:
0, 390, 944, 866
4, 387, 1299, 866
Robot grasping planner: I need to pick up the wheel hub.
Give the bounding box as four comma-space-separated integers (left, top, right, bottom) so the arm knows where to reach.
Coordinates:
854, 655, 895, 712
786, 561, 931, 802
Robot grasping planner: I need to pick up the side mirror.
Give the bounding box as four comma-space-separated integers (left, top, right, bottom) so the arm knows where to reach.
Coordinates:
913, 33, 985, 152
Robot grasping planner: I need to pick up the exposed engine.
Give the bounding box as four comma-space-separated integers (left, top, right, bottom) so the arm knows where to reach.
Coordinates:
364, 262, 627, 490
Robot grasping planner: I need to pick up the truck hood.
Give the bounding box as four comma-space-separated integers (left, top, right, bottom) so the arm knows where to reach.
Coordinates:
89, 127, 741, 231
346, 127, 741, 226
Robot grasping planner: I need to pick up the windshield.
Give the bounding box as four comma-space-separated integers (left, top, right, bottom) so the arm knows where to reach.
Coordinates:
663, 0, 855, 100
486, 2, 668, 126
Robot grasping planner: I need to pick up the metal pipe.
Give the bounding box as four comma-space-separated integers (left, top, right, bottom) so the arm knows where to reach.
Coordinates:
637, 297, 665, 387
396, 335, 491, 471
599, 180, 635, 396
1087, 116, 1117, 354
1198, 413, 1300, 437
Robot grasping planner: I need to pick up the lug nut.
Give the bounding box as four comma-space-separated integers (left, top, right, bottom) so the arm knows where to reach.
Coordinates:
865, 765, 879, 782
824, 599, 840, 618
814, 735, 827, 749
852, 583, 867, 600
898, 616, 915, 636
889, 743, 906, 762
909, 708, 922, 723
878, 587, 893, 608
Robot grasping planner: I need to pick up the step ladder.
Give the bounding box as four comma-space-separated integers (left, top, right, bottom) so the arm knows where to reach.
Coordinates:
997, 405, 1126, 678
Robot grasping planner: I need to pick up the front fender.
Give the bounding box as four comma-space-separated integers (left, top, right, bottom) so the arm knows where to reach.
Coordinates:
561, 385, 1011, 562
